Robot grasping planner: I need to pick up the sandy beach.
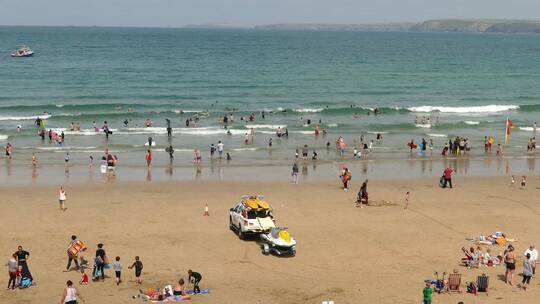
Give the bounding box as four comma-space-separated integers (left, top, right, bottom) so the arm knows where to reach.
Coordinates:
1, 175, 540, 303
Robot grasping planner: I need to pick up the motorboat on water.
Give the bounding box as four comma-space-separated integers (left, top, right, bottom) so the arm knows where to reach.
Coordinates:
11, 46, 34, 57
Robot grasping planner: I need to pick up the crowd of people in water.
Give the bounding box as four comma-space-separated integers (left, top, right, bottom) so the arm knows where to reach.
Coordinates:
1, 110, 537, 183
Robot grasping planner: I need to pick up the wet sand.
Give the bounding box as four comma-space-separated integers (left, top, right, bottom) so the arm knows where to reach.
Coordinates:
1, 176, 540, 303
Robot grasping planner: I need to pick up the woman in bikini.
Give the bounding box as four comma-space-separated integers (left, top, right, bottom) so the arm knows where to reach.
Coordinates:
505, 245, 516, 285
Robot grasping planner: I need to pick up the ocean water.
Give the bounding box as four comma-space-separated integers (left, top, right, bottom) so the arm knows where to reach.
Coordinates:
1, 26, 540, 178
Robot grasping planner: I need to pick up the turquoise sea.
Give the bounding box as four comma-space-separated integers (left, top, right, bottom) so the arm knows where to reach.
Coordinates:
0, 26, 539, 182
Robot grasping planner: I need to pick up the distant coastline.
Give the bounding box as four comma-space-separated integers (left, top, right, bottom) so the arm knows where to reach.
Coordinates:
185, 19, 540, 34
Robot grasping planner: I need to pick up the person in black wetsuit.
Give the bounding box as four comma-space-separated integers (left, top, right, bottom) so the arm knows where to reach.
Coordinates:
188, 269, 202, 294
166, 118, 172, 137
14, 245, 32, 280
95, 243, 106, 280
128, 256, 143, 285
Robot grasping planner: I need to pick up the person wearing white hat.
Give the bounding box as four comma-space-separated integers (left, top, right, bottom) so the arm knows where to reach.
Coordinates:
524, 245, 538, 275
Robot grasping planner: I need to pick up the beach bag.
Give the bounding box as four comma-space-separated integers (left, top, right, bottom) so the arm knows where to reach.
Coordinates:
20, 277, 32, 288
95, 256, 104, 266
467, 282, 477, 294
93, 267, 102, 279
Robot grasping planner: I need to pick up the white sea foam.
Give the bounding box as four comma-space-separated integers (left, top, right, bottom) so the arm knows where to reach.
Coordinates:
367, 131, 389, 134
245, 124, 285, 129
464, 121, 480, 125
408, 104, 519, 114
231, 147, 258, 151
293, 108, 324, 113
519, 127, 534, 131
0, 135, 8, 141
0, 114, 51, 121
174, 109, 201, 114
327, 123, 338, 127
426, 133, 448, 138
415, 124, 432, 128
56, 104, 64, 108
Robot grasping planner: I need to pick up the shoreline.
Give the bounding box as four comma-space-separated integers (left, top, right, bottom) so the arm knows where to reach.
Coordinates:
0, 153, 537, 185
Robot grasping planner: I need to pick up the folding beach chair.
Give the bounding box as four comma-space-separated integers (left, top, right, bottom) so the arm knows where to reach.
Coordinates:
477, 274, 489, 294
448, 273, 462, 293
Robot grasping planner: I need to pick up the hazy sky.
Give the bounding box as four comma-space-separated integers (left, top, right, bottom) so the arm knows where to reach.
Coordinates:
2, 0, 539, 27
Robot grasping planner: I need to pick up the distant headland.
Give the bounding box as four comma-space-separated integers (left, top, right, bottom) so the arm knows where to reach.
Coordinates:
185, 19, 540, 33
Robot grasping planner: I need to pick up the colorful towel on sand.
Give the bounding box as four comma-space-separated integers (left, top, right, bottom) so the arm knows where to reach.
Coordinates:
186, 289, 210, 295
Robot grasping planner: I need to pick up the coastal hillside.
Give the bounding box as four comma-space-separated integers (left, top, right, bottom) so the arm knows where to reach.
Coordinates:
411, 19, 540, 33
248, 19, 540, 33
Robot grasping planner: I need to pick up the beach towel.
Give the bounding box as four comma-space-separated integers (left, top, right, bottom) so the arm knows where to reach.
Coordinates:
20, 277, 32, 288
186, 289, 210, 295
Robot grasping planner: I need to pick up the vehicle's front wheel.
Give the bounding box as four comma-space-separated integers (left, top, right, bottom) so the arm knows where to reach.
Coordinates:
229, 217, 234, 231
237, 227, 245, 240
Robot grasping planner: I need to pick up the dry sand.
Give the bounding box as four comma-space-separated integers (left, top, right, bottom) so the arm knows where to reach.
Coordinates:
1, 176, 540, 303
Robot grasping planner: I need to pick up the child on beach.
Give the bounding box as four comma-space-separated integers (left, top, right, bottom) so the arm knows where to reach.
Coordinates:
16, 265, 22, 287
422, 283, 432, 304
79, 268, 89, 285
59, 186, 67, 211
31, 153, 37, 167
521, 176, 527, 188
128, 256, 143, 285
145, 150, 152, 170
88, 156, 94, 169
404, 191, 410, 209
114, 256, 122, 285
511, 175, 515, 186
291, 163, 299, 184
340, 168, 351, 190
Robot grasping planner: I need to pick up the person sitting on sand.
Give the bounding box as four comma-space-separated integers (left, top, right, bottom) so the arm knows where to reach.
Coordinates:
172, 279, 191, 300
356, 180, 368, 207
79, 268, 88, 285
61, 280, 81, 304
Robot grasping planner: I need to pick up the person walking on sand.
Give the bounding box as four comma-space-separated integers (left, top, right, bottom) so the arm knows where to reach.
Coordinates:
524, 245, 538, 275
340, 168, 351, 190
404, 191, 410, 209
59, 186, 67, 211
128, 256, 143, 285
188, 269, 202, 294
522, 253, 533, 290
6, 254, 18, 290
291, 163, 299, 184
145, 150, 152, 170
113, 256, 122, 286
94, 243, 106, 281
521, 176, 527, 189
505, 245, 516, 285
66, 235, 79, 271
60, 280, 81, 304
